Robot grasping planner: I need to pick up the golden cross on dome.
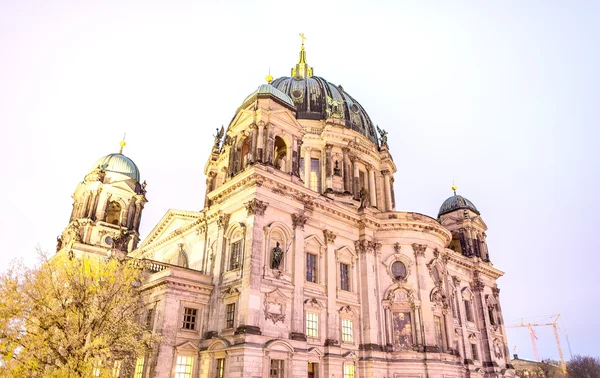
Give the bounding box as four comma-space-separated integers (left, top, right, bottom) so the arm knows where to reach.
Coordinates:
299, 33, 306, 49
119, 133, 127, 154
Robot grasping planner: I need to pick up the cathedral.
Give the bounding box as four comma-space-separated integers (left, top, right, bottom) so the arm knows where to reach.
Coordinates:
56, 39, 515, 378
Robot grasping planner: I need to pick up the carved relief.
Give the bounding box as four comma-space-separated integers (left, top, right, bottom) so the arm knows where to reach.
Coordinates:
291, 212, 308, 230
217, 213, 230, 229
354, 239, 381, 255
412, 243, 426, 257
493, 339, 503, 359
264, 289, 288, 325
323, 230, 336, 244
244, 198, 268, 216
393, 242, 401, 253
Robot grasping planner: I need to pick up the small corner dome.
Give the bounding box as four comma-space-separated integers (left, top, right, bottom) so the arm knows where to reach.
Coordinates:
241, 83, 296, 110
91, 153, 140, 182
438, 194, 480, 217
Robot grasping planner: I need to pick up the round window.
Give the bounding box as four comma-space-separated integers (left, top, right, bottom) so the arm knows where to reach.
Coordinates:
291, 89, 303, 101
350, 104, 359, 113
391, 261, 407, 280
104, 236, 113, 246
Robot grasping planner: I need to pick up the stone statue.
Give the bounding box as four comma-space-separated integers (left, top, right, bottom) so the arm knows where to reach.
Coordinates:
213, 126, 224, 149
376, 125, 388, 146
271, 242, 284, 270
358, 187, 369, 209
56, 235, 62, 252
334, 160, 341, 176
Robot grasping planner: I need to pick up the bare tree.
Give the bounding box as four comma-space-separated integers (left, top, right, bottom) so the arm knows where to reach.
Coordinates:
0, 251, 160, 377
567, 355, 600, 378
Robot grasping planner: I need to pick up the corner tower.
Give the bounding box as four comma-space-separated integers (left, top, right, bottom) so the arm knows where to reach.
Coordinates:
57, 141, 148, 258
438, 186, 491, 262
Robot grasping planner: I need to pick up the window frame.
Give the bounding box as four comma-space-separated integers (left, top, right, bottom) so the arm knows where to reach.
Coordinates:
182, 307, 198, 331
225, 303, 235, 329
343, 364, 355, 378
229, 240, 242, 271
174, 355, 195, 378
306, 252, 317, 283
341, 318, 354, 343
269, 358, 285, 378
215, 358, 225, 378
305, 311, 319, 339
340, 262, 351, 291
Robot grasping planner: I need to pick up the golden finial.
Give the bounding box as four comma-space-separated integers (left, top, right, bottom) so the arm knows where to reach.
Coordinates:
452, 184, 457, 195
292, 33, 313, 78
299, 32, 307, 50
119, 133, 126, 154
265, 68, 273, 83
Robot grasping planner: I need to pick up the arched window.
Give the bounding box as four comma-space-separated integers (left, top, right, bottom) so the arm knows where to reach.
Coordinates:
274, 136, 287, 172
106, 201, 122, 226
240, 137, 249, 169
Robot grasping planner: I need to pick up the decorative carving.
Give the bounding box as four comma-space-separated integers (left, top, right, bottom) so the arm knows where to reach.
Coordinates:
217, 213, 230, 229
452, 276, 461, 286
358, 187, 369, 210
213, 126, 224, 149
244, 198, 268, 216
412, 243, 427, 257
112, 230, 130, 251
291, 211, 308, 230
493, 339, 503, 359
470, 279, 485, 291
264, 289, 288, 325
354, 239, 381, 255
393, 242, 401, 253
323, 230, 337, 244
492, 287, 500, 296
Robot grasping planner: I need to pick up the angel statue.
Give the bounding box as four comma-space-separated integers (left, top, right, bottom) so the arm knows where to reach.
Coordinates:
376, 125, 388, 146
213, 126, 224, 149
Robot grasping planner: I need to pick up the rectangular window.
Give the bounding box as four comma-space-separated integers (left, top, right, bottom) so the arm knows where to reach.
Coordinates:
300, 157, 305, 181
306, 312, 319, 338
182, 307, 197, 330
471, 343, 479, 360
464, 300, 474, 322
133, 357, 145, 378
215, 358, 225, 378
230, 241, 242, 270
270, 359, 284, 378
112, 360, 122, 378
342, 319, 353, 342
343, 364, 355, 378
174, 355, 194, 378
145, 308, 154, 329
308, 362, 317, 378
310, 158, 321, 192
225, 303, 235, 329
340, 263, 350, 291
434, 315, 444, 347
306, 253, 317, 283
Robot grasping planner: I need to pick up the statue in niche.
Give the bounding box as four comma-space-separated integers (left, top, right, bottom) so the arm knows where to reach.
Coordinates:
334, 160, 341, 176
358, 187, 369, 209
271, 242, 284, 270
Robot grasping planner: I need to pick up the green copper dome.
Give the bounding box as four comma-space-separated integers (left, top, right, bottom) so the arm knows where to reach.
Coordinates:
241, 84, 296, 110
91, 153, 140, 182
438, 195, 480, 217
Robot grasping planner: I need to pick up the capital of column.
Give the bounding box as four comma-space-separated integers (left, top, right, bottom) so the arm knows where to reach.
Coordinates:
342, 147, 350, 153
412, 243, 427, 257
325, 143, 333, 151
381, 169, 391, 176
349, 155, 359, 163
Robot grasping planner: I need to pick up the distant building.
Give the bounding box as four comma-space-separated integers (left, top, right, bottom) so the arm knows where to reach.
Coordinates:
57, 40, 515, 378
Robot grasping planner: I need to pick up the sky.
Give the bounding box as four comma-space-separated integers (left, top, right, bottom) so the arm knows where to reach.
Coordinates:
1, 0, 598, 361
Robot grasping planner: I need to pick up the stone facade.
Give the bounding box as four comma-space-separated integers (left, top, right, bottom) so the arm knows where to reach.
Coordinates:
58, 45, 515, 378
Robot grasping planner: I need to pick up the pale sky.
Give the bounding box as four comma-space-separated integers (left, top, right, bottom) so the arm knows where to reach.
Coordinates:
1, 0, 598, 360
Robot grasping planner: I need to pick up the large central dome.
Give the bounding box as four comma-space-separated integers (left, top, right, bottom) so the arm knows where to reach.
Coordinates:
263, 43, 379, 145
270, 76, 378, 145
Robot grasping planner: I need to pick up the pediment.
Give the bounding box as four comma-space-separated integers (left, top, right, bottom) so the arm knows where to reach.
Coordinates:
138, 209, 202, 250
175, 340, 199, 351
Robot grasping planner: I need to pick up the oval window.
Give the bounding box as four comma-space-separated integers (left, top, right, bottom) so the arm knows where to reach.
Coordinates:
391, 261, 407, 280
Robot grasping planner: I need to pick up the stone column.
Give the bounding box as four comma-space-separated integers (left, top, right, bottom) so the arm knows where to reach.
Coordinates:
133, 199, 145, 232
325, 231, 338, 345
473, 279, 494, 364
325, 144, 333, 191
390, 176, 396, 209
342, 147, 351, 192
295, 139, 303, 177
303, 147, 312, 189
290, 214, 306, 339
351, 155, 360, 199
247, 128, 255, 164
250, 126, 258, 164
382, 170, 392, 211
257, 122, 265, 163
97, 192, 110, 221
266, 127, 275, 165
367, 165, 377, 208
91, 188, 101, 220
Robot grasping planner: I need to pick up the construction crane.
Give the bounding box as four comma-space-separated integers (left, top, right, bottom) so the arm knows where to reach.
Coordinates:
507, 314, 566, 372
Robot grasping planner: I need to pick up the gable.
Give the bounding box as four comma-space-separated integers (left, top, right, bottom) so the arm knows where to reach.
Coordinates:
137, 209, 202, 251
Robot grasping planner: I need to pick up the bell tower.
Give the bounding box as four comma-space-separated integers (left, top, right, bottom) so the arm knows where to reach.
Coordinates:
57, 140, 147, 258
438, 186, 491, 262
